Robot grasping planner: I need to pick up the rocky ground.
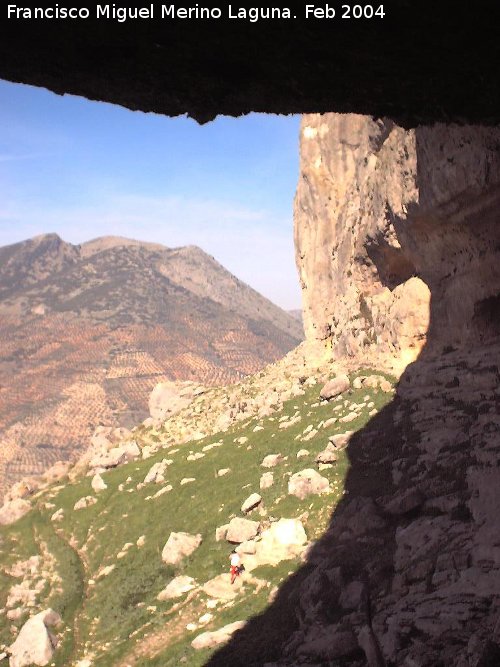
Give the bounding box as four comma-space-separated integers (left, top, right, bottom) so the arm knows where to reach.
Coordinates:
0, 355, 395, 666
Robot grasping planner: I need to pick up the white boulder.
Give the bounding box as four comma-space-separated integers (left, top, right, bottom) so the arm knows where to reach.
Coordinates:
9, 609, 61, 667
319, 375, 350, 400
161, 532, 202, 565
226, 517, 260, 543
91, 473, 107, 493
315, 443, 339, 465
288, 469, 330, 500
261, 454, 284, 468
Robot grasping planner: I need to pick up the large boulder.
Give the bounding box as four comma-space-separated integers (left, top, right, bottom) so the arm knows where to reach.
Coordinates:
320, 375, 350, 400
0, 499, 31, 526
288, 469, 330, 500
91, 473, 107, 493
161, 532, 202, 565
226, 517, 260, 543
256, 518, 308, 564
9, 609, 61, 667
89, 441, 140, 470
149, 380, 203, 422
191, 621, 246, 650
315, 443, 339, 465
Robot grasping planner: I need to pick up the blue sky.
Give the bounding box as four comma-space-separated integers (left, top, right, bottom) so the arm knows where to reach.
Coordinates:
0, 79, 302, 309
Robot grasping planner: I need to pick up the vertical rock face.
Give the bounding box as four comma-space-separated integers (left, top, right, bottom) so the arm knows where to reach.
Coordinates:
294, 113, 500, 366
208, 120, 500, 667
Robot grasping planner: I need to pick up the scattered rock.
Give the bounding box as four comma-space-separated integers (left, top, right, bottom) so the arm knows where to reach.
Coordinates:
260, 472, 274, 489
89, 441, 141, 471
288, 469, 330, 500
73, 496, 97, 511
97, 565, 115, 579
9, 609, 61, 667
261, 454, 284, 468
91, 473, 107, 493
241, 493, 262, 514
180, 478, 196, 486
339, 412, 358, 423
316, 443, 339, 465
217, 468, 231, 477
144, 459, 171, 484
236, 540, 257, 555
297, 449, 309, 458
161, 532, 202, 565
215, 524, 229, 542
50, 509, 64, 522
0, 499, 31, 526
329, 432, 353, 450
187, 452, 205, 461
320, 375, 350, 400
157, 576, 197, 600
152, 485, 172, 499
226, 517, 260, 543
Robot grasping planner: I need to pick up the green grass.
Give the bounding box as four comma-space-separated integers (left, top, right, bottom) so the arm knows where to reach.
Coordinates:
0, 368, 395, 665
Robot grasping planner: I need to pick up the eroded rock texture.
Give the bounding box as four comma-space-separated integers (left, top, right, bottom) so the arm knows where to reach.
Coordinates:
295, 113, 500, 367
208, 119, 500, 666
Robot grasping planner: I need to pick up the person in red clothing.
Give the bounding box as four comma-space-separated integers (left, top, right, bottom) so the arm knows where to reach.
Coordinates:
229, 549, 243, 584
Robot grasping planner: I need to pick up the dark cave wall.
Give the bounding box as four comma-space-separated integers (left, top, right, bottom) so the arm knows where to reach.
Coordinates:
0, 3, 500, 126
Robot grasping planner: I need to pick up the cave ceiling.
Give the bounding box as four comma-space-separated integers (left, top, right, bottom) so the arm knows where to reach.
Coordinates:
0, 3, 499, 126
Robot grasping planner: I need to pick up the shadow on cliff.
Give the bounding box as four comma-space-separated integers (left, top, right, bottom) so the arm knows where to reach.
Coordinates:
205, 131, 500, 666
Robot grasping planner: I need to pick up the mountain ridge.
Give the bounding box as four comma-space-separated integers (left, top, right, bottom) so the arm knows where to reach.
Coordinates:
0, 234, 302, 500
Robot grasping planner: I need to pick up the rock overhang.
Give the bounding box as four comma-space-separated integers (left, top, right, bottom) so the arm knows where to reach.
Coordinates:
0, 4, 499, 126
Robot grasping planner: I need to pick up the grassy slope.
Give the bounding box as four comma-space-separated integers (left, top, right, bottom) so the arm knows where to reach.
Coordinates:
0, 369, 395, 666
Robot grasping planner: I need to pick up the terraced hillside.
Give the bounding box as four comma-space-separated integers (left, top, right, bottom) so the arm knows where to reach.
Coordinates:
0, 234, 302, 500
0, 368, 395, 666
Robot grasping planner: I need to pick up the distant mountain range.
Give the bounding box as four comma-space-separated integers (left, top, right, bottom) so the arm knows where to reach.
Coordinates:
0, 234, 302, 498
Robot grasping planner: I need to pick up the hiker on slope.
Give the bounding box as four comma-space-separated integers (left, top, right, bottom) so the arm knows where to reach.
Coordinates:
229, 549, 243, 584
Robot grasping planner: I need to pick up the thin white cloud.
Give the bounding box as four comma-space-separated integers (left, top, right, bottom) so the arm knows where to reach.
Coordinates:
0, 153, 48, 162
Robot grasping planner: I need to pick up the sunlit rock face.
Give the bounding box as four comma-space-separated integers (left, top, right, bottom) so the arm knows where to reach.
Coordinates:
295, 114, 500, 368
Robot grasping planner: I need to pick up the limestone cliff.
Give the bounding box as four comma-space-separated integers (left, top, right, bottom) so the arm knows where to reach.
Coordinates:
208, 118, 500, 666
295, 114, 500, 370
